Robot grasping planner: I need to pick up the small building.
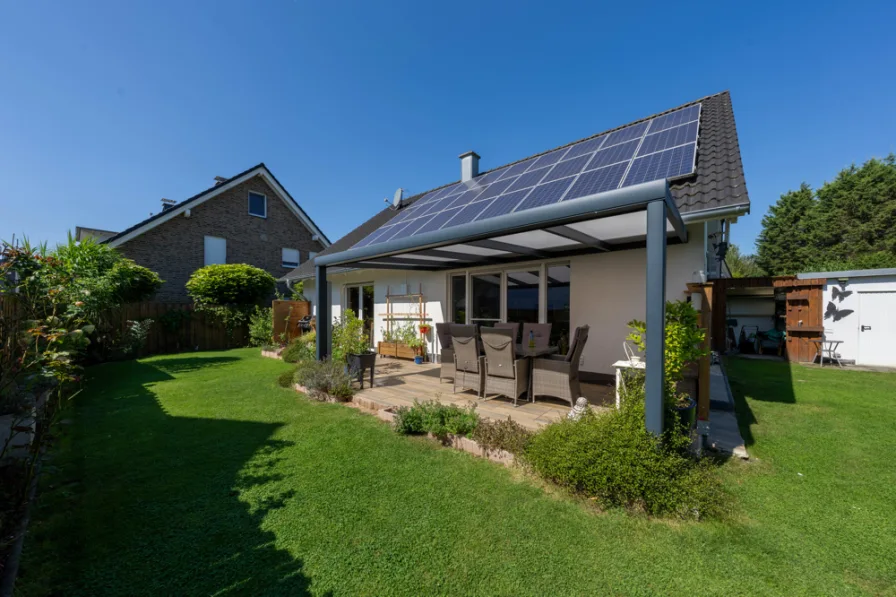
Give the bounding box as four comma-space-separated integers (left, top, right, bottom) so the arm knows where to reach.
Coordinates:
711, 269, 896, 367
79, 164, 330, 301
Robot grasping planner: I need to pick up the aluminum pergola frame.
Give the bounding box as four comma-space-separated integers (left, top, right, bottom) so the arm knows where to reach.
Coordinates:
314, 179, 686, 434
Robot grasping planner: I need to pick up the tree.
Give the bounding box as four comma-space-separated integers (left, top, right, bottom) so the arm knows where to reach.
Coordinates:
724, 244, 765, 278
755, 184, 816, 275
186, 264, 276, 345
756, 156, 896, 275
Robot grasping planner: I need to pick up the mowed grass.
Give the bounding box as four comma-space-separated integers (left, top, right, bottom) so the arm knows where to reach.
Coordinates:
16, 350, 896, 596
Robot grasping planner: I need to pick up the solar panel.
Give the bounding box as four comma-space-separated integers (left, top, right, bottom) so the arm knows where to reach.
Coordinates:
623, 143, 696, 187
354, 102, 701, 248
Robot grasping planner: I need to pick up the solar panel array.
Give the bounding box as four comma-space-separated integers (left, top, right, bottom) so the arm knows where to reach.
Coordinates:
354, 103, 700, 249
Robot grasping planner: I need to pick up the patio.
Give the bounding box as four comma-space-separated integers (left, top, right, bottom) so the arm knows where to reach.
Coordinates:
354, 357, 615, 430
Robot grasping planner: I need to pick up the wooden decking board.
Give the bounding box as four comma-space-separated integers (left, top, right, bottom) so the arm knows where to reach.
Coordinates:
355, 358, 614, 430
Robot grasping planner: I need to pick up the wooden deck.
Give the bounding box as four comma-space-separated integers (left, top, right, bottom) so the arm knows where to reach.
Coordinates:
356, 358, 615, 430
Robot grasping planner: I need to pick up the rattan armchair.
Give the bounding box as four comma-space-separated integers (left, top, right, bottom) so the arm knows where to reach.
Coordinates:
481, 328, 531, 406
452, 333, 484, 396
436, 323, 454, 383
532, 325, 589, 407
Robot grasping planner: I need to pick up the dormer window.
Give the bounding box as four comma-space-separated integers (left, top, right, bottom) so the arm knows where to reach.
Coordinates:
248, 191, 267, 218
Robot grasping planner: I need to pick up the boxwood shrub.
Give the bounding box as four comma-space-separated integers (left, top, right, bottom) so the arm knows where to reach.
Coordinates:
524, 382, 725, 519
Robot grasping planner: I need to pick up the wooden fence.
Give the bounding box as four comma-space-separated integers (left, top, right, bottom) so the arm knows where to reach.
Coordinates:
0, 296, 249, 357
107, 302, 248, 355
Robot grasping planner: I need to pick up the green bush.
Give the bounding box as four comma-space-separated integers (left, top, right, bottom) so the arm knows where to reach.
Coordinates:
186, 264, 276, 306
331, 309, 369, 362
277, 368, 296, 388
471, 417, 534, 455
248, 306, 274, 347
293, 359, 354, 401
282, 333, 316, 363
524, 381, 724, 519
393, 400, 479, 438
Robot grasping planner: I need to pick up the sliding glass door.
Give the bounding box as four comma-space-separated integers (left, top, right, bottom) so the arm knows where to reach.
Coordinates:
449, 262, 570, 347
346, 284, 375, 347
505, 269, 540, 342
470, 273, 501, 326
546, 264, 571, 352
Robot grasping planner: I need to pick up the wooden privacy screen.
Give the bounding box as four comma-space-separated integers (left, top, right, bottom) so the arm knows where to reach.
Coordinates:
773, 277, 825, 362
272, 300, 311, 343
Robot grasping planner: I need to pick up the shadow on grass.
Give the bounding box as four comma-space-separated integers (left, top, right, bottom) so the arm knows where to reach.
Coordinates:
19, 354, 321, 596
724, 356, 795, 447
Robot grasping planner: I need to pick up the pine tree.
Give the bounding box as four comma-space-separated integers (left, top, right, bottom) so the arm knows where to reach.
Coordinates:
755, 184, 816, 275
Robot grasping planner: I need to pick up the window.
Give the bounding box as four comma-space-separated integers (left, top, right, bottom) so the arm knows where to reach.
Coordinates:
282, 248, 300, 268
248, 191, 267, 218
506, 269, 540, 341
204, 236, 226, 266
470, 273, 501, 324
546, 264, 571, 351
450, 274, 466, 324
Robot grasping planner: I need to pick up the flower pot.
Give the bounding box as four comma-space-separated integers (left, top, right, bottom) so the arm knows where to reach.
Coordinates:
346, 351, 377, 388
671, 396, 697, 431
414, 355, 424, 365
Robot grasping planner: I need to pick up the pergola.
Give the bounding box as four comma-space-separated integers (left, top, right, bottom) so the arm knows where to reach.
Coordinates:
313, 179, 687, 434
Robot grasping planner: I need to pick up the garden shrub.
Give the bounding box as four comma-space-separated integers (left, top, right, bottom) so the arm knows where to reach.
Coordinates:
185, 264, 276, 306
472, 417, 534, 455
331, 309, 369, 362
282, 333, 316, 363
293, 359, 354, 402
277, 367, 296, 388
248, 306, 274, 347
186, 264, 276, 345
393, 400, 479, 438
524, 381, 724, 519
121, 318, 154, 356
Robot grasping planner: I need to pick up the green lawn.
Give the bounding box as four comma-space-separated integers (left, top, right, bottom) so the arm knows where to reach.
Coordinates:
16, 350, 896, 596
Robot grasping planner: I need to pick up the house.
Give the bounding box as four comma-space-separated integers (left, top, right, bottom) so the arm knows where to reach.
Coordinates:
283, 91, 749, 429
80, 164, 330, 301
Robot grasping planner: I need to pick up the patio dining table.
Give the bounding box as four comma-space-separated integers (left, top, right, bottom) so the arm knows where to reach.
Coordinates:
514, 344, 559, 404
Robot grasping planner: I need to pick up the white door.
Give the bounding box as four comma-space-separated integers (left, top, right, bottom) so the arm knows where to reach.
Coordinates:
858, 291, 896, 366
204, 236, 226, 266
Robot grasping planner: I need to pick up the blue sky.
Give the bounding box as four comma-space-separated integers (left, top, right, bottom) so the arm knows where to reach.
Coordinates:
2, 0, 894, 252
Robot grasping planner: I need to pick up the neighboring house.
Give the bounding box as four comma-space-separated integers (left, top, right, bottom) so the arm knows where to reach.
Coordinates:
81, 164, 330, 301
284, 91, 750, 381
74, 226, 118, 243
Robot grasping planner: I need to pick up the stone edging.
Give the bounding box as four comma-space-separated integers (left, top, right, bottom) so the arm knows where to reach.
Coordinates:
261, 348, 283, 360
308, 390, 517, 467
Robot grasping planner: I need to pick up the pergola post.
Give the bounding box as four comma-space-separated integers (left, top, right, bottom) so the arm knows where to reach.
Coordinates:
645, 200, 667, 435
315, 264, 330, 361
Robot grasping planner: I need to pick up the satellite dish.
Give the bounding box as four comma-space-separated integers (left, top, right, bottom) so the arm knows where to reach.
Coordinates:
393, 188, 404, 208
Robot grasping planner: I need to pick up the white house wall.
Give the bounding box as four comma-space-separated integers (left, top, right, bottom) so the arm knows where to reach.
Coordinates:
569, 223, 705, 375
304, 269, 447, 356
821, 274, 896, 365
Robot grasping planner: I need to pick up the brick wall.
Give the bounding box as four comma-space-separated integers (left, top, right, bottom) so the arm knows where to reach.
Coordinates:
117, 175, 326, 301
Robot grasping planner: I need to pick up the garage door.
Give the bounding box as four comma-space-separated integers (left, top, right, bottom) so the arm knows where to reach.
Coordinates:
858, 291, 896, 366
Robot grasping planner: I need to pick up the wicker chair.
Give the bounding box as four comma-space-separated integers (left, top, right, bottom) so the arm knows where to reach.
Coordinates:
531, 325, 589, 407
493, 322, 520, 343
436, 323, 454, 383
521, 323, 552, 350
452, 333, 484, 396
481, 328, 531, 406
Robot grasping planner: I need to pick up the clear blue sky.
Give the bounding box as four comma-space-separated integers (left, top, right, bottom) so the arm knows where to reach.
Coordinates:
2, 0, 894, 253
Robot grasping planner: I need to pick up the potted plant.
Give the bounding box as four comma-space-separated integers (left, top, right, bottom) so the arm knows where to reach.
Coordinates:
419, 323, 431, 335
333, 309, 375, 380
407, 335, 427, 364
626, 300, 707, 431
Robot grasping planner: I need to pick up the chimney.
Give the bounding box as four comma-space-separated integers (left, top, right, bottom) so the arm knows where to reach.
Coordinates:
161, 198, 177, 211
214, 176, 227, 186
459, 151, 480, 182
